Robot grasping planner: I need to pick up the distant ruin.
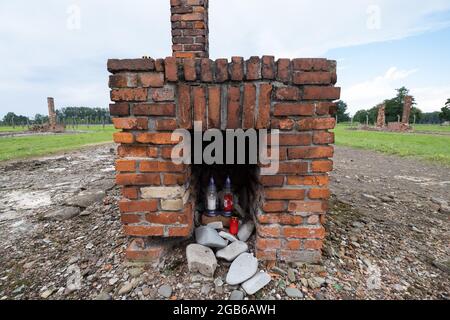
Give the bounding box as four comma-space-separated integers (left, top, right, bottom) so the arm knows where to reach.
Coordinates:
31, 97, 65, 132
376, 104, 386, 128
386, 95, 412, 132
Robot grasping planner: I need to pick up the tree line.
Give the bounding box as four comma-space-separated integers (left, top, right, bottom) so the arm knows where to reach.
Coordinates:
1, 107, 112, 127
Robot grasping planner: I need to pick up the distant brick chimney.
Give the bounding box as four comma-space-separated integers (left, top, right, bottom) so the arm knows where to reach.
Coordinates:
171, 0, 209, 59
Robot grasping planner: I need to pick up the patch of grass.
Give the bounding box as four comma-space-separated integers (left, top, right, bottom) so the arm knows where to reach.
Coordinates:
334, 124, 450, 166
0, 125, 117, 162
411, 124, 450, 133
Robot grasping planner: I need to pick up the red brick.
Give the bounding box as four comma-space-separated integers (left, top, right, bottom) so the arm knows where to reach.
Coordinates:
246, 56, 261, 80
285, 239, 301, 250
265, 189, 305, 200
108, 59, 155, 72
275, 87, 300, 101
156, 119, 178, 131
215, 59, 229, 82
200, 58, 213, 82
288, 146, 334, 159
208, 86, 221, 129
282, 226, 325, 239
109, 74, 138, 88
311, 160, 333, 173
165, 57, 178, 82
152, 86, 175, 102
139, 73, 164, 87
118, 145, 158, 158
227, 86, 241, 129
125, 239, 167, 263
287, 176, 329, 186
123, 225, 164, 237
278, 162, 309, 175
155, 59, 165, 72
288, 201, 325, 213
260, 176, 284, 187
136, 133, 181, 145
293, 72, 333, 85
270, 119, 295, 131
168, 226, 192, 237
111, 88, 148, 102
116, 173, 161, 186
256, 238, 281, 250
243, 84, 256, 129
262, 201, 287, 213
163, 173, 188, 185
193, 86, 207, 129
308, 188, 331, 200
297, 118, 336, 130
274, 103, 314, 116
119, 199, 158, 213
183, 58, 197, 81
113, 118, 148, 130
256, 83, 272, 129
113, 132, 135, 144
121, 213, 142, 224
109, 103, 130, 116
178, 84, 192, 129
316, 102, 337, 116
230, 56, 244, 81
133, 103, 175, 116
304, 240, 324, 250
140, 161, 185, 173
276, 59, 291, 83
256, 249, 277, 261
303, 86, 341, 100
257, 213, 281, 224
313, 131, 335, 144
146, 212, 186, 224
258, 225, 281, 237
174, 52, 196, 59
276, 133, 312, 146
122, 187, 139, 200
292, 58, 328, 71
262, 55, 275, 79
115, 160, 136, 172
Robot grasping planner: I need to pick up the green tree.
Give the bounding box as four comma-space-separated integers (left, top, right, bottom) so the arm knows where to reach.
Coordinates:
336, 100, 351, 122
440, 99, 450, 122
353, 109, 369, 124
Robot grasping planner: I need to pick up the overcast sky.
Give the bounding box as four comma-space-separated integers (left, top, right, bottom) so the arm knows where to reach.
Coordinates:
1, 0, 450, 118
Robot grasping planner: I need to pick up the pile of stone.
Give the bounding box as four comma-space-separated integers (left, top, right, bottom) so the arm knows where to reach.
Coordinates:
186, 220, 272, 299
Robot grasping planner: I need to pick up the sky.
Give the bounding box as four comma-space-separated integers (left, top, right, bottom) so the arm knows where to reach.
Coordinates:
0, 0, 450, 118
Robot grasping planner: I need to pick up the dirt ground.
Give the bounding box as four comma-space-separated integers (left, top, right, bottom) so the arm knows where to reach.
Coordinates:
0, 144, 448, 300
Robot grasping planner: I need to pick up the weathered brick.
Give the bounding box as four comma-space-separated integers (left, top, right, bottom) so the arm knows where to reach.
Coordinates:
115, 160, 136, 172
227, 86, 241, 129
297, 118, 336, 130
293, 72, 333, 85
139, 73, 165, 87
292, 58, 328, 71
163, 173, 187, 185
215, 59, 229, 82
123, 225, 164, 237
178, 84, 192, 129
121, 213, 142, 224
308, 188, 331, 200
274, 103, 314, 116
282, 226, 325, 239
136, 133, 181, 145
303, 86, 341, 100
152, 86, 175, 102
183, 58, 197, 81
276, 133, 312, 146
118, 145, 158, 158
304, 240, 324, 250
256, 83, 272, 129
156, 119, 178, 131
141, 186, 185, 199
207, 86, 221, 129
119, 199, 158, 213
287, 175, 329, 186
155, 59, 165, 72
116, 173, 161, 186
113, 132, 135, 144
262, 55, 275, 79
287, 146, 334, 159
278, 162, 309, 175
275, 87, 300, 101
133, 103, 176, 116
258, 225, 281, 237
288, 201, 325, 213
111, 88, 148, 102
260, 176, 284, 187
265, 189, 305, 200
276, 59, 291, 83
109, 74, 138, 88
109, 103, 130, 116
270, 119, 295, 131
262, 201, 287, 213
122, 187, 139, 200
165, 57, 178, 82
146, 212, 186, 224
193, 86, 207, 129
242, 84, 256, 129
140, 161, 185, 173
311, 160, 333, 173
200, 58, 213, 82
246, 56, 261, 80
112, 118, 148, 130
108, 59, 155, 72
313, 131, 335, 144
230, 56, 244, 81
256, 238, 281, 250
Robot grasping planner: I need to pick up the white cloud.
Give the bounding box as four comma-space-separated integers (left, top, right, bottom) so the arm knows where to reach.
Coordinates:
342, 67, 448, 114
0, 0, 450, 117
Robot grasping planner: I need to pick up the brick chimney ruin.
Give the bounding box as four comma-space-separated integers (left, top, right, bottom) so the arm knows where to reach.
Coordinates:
108, 0, 340, 264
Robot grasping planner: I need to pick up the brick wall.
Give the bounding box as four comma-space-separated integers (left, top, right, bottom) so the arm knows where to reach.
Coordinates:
108, 56, 340, 263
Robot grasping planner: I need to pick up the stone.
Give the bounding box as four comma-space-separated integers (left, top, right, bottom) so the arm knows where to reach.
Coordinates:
118, 282, 133, 295
430, 197, 448, 207
195, 226, 228, 248
201, 284, 211, 296
242, 272, 272, 295
237, 221, 255, 242
216, 241, 249, 262
40, 289, 54, 299
219, 231, 238, 242
439, 205, 450, 215
361, 194, 380, 202
226, 253, 258, 285
308, 277, 325, 289
129, 268, 144, 277
229, 290, 245, 300
65, 190, 105, 208
141, 186, 184, 200
161, 199, 184, 211
94, 292, 112, 300
287, 268, 296, 282
207, 222, 224, 230
42, 206, 81, 221
158, 285, 173, 298
186, 244, 218, 277
285, 287, 303, 298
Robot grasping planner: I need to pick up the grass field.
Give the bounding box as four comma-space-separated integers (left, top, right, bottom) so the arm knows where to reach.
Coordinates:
335, 124, 450, 166
0, 125, 116, 162
411, 124, 450, 133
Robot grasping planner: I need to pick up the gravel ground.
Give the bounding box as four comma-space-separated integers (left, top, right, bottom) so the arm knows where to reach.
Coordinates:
0, 144, 448, 300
